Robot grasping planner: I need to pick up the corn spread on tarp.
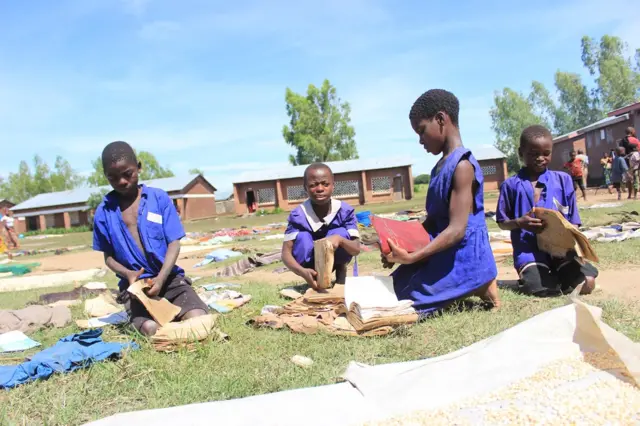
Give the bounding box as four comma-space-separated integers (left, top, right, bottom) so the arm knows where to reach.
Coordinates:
84, 288, 640, 426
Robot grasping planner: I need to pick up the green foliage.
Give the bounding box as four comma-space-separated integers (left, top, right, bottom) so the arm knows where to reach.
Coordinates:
188, 168, 204, 175
413, 174, 430, 185
283, 79, 358, 165
491, 34, 640, 173
23, 225, 91, 236
87, 189, 110, 211
0, 155, 84, 203
87, 150, 174, 187
257, 207, 284, 216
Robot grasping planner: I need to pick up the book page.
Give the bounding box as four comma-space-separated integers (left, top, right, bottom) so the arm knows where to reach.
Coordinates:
345, 276, 399, 309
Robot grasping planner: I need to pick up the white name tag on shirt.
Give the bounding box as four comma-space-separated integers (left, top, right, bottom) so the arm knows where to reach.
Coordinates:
147, 212, 163, 224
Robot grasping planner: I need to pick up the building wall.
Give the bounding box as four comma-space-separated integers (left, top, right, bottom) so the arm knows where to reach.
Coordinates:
478, 159, 507, 191
549, 137, 586, 172
233, 166, 413, 214
0, 201, 14, 212
12, 202, 90, 233
181, 180, 217, 220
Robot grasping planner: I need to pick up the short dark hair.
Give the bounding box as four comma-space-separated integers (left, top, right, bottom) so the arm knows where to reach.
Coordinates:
519, 125, 552, 148
626, 126, 635, 136
409, 89, 460, 127
303, 163, 333, 186
101, 141, 137, 169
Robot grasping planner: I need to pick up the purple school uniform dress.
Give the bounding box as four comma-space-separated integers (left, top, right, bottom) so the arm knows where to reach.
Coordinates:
392, 147, 497, 314
285, 199, 360, 268
496, 168, 580, 271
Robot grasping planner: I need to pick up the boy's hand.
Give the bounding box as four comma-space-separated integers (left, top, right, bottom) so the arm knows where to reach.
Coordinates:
516, 212, 545, 233
384, 239, 415, 265
300, 268, 319, 290
126, 268, 144, 286
145, 275, 166, 297
326, 235, 343, 250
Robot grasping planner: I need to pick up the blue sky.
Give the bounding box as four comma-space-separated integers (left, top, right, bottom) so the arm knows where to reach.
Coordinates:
1, 0, 639, 198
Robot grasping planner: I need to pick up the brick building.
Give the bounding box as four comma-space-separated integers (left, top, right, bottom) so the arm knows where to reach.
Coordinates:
0, 199, 14, 212
232, 158, 413, 214
11, 174, 216, 234
550, 102, 640, 185
472, 146, 508, 191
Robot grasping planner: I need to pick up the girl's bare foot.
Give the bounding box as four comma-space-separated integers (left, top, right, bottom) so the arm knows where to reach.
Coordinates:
474, 279, 501, 310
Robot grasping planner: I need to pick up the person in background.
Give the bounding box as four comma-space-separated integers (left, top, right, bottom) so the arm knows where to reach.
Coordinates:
281, 163, 361, 289
382, 89, 500, 313
564, 150, 587, 201
576, 149, 589, 189
92, 141, 208, 336
627, 145, 640, 200
1, 209, 19, 249
600, 152, 613, 194
620, 127, 640, 163
496, 125, 596, 297
611, 146, 629, 201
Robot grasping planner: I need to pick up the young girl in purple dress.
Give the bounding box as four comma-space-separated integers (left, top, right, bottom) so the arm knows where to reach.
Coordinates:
281, 163, 361, 290
382, 89, 500, 314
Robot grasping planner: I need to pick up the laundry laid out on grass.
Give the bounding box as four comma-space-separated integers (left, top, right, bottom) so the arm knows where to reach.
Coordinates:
0, 329, 138, 389
0, 305, 71, 334
0, 331, 40, 353
215, 251, 283, 277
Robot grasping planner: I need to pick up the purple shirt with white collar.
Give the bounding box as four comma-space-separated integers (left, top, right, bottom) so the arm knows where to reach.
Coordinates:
285, 199, 359, 268
496, 168, 580, 270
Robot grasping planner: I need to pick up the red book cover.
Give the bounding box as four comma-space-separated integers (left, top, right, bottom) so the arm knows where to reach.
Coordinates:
371, 215, 431, 255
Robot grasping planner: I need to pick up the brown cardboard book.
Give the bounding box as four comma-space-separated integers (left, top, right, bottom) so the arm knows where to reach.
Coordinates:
533, 207, 598, 263
314, 238, 335, 289
127, 280, 182, 326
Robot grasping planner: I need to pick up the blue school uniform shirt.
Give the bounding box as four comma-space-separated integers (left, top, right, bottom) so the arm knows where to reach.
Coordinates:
611, 156, 628, 183
496, 168, 580, 270
284, 199, 360, 242
92, 185, 185, 290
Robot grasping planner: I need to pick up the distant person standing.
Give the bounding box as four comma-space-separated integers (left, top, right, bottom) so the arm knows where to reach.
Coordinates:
564, 150, 587, 201
620, 127, 640, 163
1, 209, 19, 249
628, 145, 640, 200
611, 147, 629, 200
576, 149, 589, 188
600, 152, 613, 194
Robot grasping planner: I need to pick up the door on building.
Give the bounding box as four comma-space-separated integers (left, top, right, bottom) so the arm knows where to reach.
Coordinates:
246, 190, 256, 213
392, 176, 403, 201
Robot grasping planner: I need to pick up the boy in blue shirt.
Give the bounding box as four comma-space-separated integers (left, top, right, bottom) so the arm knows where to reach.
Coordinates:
93, 141, 207, 336
496, 125, 597, 297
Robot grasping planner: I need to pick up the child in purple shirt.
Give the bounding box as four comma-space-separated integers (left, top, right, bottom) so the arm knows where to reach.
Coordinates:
496, 125, 597, 297
281, 163, 361, 290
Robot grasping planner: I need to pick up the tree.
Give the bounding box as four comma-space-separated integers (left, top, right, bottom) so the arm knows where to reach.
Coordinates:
87, 188, 110, 230
581, 35, 640, 111
553, 71, 602, 135
0, 155, 84, 203
414, 174, 430, 185
490, 87, 550, 172
87, 150, 174, 187
282, 79, 358, 165
188, 168, 204, 175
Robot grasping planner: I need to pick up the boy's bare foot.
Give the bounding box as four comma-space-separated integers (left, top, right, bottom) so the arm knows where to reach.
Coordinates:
579, 277, 596, 295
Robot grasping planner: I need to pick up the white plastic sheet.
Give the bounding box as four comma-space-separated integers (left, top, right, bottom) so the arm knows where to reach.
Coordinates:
84, 294, 640, 426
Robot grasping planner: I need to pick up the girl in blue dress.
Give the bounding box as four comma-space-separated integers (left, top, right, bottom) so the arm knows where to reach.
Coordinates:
382, 89, 500, 314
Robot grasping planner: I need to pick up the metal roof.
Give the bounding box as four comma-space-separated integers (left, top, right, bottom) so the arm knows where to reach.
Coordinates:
233, 157, 413, 184
607, 101, 640, 117
11, 174, 208, 212
472, 146, 506, 161
17, 205, 89, 218
553, 114, 630, 143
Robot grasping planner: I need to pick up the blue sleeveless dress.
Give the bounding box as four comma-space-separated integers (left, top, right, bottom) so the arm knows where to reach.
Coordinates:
392, 147, 497, 314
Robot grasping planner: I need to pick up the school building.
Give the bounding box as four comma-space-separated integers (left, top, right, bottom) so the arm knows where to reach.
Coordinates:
472, 146, 508, 191
550, 101, 640, 186
232, 158, 414, 214
10, 174, 217, 234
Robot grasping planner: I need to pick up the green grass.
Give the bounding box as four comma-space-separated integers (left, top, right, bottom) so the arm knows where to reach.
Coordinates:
1, 270, 638, 425
2, 201, 640, 424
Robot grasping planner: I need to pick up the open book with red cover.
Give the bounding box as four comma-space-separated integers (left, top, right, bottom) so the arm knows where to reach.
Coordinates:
371, 215, 431, 255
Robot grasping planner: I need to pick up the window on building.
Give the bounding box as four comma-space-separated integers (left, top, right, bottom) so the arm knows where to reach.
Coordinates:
600, 129, 606, 140
371, 176, 391, 194
69, 211, 80, 226
333, 180, 360, 198
481, 165, 497, 175
286, 185, 307, 201
257, 187, 276, 205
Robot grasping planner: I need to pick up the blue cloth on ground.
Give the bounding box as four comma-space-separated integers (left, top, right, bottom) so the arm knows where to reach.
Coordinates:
355, 211, 372, 227
194, 249, 243, 267
0, 329, 138, 389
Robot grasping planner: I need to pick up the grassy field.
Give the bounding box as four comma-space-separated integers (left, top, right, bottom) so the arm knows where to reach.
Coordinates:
1, 199, 640, 425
